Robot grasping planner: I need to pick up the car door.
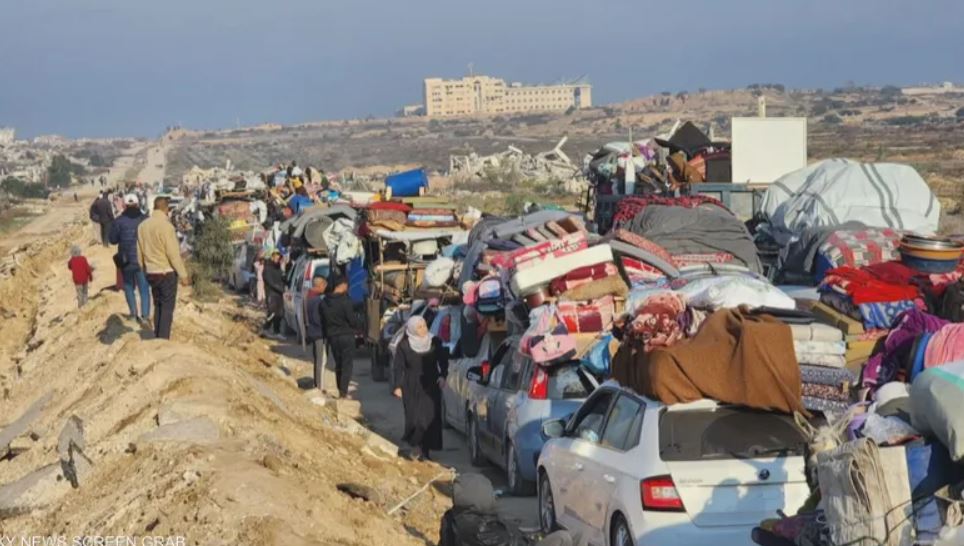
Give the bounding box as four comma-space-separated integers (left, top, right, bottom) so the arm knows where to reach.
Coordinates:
562, 390, 616, 538
283, 259, 304, 328
476, 364, 504, 461
491, 350, 527, 467
579, 393, 646, 546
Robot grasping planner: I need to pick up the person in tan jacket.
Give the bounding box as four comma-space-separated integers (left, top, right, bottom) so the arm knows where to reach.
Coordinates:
137, 197, 190, 339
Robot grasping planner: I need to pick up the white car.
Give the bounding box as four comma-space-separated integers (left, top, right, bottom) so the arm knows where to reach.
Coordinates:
283, 254, 331, 345
227, 243, 258, 294
537, 384, 810, 546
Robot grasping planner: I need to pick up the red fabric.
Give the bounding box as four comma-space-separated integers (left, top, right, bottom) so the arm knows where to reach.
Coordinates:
821, 265, 919, 304
549, 263, 619, 296
68, 256, 93, 285
367, 201, 412, 212
612, 195, 729, 225
614, 229, 677, 267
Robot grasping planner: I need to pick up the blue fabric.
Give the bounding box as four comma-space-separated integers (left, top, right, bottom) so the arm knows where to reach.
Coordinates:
288, 194, 313, 215
109, 210, 146, 268
347, 257, 368, 303
813, 254, 835, 283
905, 440, 963, 543
581, 334, 614, 376
858, 300, 917, 330
122, 267, 150, 319
910, 332, 933, 382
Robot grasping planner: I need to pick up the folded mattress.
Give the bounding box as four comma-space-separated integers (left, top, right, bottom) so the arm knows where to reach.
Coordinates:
511, 244, 614, 296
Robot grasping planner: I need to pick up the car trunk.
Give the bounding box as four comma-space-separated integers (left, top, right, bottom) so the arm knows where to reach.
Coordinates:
658, 407, 810, 527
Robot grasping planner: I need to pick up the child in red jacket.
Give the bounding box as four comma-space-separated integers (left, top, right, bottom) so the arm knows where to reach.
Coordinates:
67, 245, 94, 308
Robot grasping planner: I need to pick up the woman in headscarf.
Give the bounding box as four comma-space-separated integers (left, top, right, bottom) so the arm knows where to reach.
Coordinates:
393, 315, 449, 461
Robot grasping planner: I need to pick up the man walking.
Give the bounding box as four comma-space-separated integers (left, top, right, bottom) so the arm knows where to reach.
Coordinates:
304, 275, 328, 391
320, 275, 363, 399
89, 192, 115, 247
137, 197, 190, 339
109, 194, 151, 326
262, 251, 286, 340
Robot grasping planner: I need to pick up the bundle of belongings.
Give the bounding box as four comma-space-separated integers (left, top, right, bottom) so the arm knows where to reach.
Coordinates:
756, 159, 942, 283
359, 200, 462, 235
612, 196, 762, 273
583, 121, 731, 199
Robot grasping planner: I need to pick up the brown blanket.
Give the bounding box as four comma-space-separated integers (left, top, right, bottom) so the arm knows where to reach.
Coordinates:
612, 309, 805, 414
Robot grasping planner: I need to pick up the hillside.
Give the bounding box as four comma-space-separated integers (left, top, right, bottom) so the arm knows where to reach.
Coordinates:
0, 194, 450, 545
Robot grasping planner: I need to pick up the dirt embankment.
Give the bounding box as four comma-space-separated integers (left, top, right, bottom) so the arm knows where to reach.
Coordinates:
0, 225, 450, 544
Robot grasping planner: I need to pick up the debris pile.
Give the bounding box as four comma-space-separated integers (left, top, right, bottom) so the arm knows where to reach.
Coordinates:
449, 137, 586, 192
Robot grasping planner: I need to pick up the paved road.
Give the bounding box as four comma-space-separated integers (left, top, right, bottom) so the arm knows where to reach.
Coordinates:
270, 340, 542, 531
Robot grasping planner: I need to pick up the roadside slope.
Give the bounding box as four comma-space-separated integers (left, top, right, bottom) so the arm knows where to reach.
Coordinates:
0, 226, 450, 544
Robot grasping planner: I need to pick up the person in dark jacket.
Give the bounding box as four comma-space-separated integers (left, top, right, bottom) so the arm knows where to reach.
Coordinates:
392, 316, 448, 461
89, 192, 115, 247
262, 251, 287, 340
109, 194, 151, 324
319, 275, 363, 399
304, 275, 328, 391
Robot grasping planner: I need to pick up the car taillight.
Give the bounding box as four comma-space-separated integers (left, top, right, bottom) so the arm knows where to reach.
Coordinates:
641, 476, 684, 512
528, 367, 549, 400
481, 360, 491, 378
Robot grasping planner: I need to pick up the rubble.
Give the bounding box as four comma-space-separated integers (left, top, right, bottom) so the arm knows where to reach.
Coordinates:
449, 137, 586, 191
56, 415, 92, 488
0, 392, 53, 459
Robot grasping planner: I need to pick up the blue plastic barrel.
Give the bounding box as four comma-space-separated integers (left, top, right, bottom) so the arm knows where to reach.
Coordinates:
385, 168, 428, 197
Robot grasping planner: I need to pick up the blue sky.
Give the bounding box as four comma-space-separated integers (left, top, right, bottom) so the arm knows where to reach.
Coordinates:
1, 0, 961, 138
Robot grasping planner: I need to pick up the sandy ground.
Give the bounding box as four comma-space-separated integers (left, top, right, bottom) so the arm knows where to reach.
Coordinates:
0, 148, 455, 545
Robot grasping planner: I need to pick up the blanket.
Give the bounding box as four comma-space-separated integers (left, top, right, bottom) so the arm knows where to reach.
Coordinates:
623, 205, 762, 273
612, 309, 805, 414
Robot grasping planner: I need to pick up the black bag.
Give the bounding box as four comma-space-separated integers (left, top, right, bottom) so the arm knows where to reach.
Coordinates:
112, 252, 128, 269
438, 508, 530, 546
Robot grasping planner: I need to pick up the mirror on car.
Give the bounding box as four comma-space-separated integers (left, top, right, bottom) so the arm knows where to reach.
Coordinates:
542, 419, 565, 439
466, 366, 483, 383
579, 428, 600, 444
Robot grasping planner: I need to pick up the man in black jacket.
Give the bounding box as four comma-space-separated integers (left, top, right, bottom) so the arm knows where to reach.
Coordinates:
320, 275, 363, 399
304, 275, 328, 391
89, 192, 115, 247
262, 251, 287, 340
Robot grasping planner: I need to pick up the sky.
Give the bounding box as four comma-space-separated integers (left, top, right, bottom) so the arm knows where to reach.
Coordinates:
1, 0, 962, 139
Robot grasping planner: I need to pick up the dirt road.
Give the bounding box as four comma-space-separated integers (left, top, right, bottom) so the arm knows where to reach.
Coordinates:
271, 340, 542, 532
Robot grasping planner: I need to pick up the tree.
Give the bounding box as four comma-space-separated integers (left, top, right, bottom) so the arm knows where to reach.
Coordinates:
1, 176, 49, 198
46, 154, 85, 188
880, 85, 903, 99
822, 114, 843, 125
956, 107, 964, 119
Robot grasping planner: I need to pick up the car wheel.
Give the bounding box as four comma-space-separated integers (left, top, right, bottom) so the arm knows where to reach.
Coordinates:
507, 443, 536, 496
468, 416, 486, 466
611, 515, 634, 546
538, 471, 558, 533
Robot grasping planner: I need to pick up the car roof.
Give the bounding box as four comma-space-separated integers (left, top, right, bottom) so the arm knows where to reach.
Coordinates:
596, 381, 721, 412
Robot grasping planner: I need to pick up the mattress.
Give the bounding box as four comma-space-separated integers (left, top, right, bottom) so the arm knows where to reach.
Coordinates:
794, 340, 847, 356
609, 239, 679, 277
511, 244, 614, 295
790, 323, 844, 342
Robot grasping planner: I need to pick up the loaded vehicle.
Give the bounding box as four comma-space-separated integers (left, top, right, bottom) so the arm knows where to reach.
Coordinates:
227, 242, 259, 294
283, 253, 331, 345
465, 337, 598, 496
442, 328, 507, 434
537, 384, 810, 546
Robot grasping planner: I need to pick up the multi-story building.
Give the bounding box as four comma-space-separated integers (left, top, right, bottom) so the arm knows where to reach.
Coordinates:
0, 127, 15, 146
423, 75, 591, 117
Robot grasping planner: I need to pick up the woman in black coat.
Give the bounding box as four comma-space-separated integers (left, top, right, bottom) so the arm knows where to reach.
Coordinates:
393, 316, 448, 461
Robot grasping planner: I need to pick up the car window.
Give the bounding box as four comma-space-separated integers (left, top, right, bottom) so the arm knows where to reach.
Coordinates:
502, 351, 527, 391
546, 364, 594, 400
312, 262, 330, 280
571, 391, 614, 444
487, 365, 504, 389
601, 395, 644, 451
659, 408, 808, 461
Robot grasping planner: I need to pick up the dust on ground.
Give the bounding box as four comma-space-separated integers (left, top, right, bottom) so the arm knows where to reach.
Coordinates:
0, 158, 451, 545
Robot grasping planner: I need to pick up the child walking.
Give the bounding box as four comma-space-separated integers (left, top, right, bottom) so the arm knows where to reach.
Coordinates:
67, 245, 94, 308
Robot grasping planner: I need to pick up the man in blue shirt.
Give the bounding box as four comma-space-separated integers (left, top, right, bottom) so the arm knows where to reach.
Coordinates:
304, 275, 328, 391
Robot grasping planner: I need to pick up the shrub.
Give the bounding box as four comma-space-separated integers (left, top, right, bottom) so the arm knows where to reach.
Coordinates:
192, 216, 234, 283
1, 177, 49, 198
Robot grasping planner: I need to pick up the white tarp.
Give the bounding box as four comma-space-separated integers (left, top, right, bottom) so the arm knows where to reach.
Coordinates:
761, 159, 940, 243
